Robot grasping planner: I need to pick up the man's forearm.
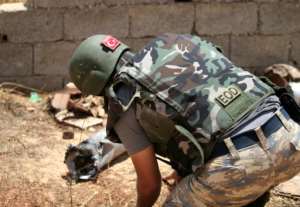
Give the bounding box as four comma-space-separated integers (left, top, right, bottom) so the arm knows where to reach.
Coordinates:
136, 178, 161, 207
130, 146, 162, 207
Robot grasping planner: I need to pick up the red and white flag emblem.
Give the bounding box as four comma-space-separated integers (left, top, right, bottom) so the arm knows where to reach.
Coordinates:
102, 36, 121, 51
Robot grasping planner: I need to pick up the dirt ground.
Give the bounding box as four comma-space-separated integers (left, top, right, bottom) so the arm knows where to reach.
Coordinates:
1, 88, 300, 207
0, 88, 171, 207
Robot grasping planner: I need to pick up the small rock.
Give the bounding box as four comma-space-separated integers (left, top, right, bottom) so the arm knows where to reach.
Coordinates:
26, 106, 36, 112
62, 131, 74, 140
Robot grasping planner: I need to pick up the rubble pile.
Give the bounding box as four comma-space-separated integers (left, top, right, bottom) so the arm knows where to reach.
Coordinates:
50, 83, 107, 130
263, 64, 300, 105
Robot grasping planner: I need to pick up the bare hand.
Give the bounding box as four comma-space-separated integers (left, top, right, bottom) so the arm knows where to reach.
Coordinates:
162, 171, 182, 191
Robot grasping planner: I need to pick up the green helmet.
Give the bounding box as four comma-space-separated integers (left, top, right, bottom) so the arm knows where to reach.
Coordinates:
69, 35, 129, 95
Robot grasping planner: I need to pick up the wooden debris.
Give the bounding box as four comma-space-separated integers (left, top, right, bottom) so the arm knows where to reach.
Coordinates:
51, 92, 70, 110
63, 117, 103, 130
68, 99, 90, 114
273, 174, 300, 198
49, 82, 107, 130
55, 110, 75, 122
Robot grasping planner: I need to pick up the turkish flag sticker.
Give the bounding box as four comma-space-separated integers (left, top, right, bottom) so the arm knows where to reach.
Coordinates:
102, 36, 121, 51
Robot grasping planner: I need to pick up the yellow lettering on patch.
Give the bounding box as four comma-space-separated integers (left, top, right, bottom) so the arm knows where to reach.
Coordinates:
216, 85, 241, 107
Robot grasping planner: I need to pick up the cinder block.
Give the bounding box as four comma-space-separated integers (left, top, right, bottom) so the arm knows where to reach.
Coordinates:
16, 76, 64, 91
122, 38, 153, 53
231, 35, 289, 68
123, 35, 229, 57
34, 0, 101, 8
130, 4, 194, 37
34, 0, 173, 8
243, 66, 269, 76
64, 7, 129, 40
103, 0, 173, 6
123, 35, 229, 61
193, 0, 279, 2
24, 0, 34, 8
202, 35, 230, 57
0, 77, 16, 84
63, 75, 71, 86
196, 3, 257, 35
254, 0, 279, 2
260, 3, 300, 34
193, 0, 241, 2
0, 43, 32, 76
0, 10, 63, 43
34, 42, 79, 76
291, 35, 300, 66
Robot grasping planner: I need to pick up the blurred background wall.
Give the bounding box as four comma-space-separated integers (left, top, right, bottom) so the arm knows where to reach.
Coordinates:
0, 0, 300, 90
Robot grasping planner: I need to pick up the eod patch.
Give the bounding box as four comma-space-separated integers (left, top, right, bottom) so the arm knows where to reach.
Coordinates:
216, 85, 241, 107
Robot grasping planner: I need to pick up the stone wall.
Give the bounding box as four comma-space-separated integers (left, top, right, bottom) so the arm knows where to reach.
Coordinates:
0, 0, 300, 91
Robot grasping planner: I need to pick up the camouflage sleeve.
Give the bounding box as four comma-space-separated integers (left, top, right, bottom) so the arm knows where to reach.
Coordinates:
114, 105, 152, 155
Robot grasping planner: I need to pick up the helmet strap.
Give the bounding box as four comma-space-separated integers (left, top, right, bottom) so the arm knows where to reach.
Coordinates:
115, 50, 135, 72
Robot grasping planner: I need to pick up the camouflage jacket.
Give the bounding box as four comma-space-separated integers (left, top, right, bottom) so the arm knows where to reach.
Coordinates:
106, 33, 274, 175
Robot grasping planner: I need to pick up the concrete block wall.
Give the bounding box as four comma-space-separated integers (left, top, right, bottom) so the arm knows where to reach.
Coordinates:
0, 0, 300, 91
